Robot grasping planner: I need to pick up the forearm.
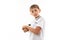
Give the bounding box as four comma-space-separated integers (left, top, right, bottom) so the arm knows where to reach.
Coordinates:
27, 27, 40, 35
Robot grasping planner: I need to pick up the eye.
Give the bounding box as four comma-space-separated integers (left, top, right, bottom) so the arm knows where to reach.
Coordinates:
32, 11, 34, 13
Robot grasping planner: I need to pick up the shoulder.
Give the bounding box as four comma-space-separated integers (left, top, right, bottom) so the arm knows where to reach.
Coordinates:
38, 16, 45, 22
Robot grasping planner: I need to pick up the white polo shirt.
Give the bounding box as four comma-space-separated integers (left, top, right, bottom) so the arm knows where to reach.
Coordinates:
29, 16, 45, 40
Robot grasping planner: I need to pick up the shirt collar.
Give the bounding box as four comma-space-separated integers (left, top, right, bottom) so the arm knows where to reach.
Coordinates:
35, 15, 41, 21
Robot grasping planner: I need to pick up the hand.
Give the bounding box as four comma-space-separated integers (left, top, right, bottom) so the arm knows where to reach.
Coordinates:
22, 25, 29, 32
22, 25, 28, 30
23, 28, 28, 32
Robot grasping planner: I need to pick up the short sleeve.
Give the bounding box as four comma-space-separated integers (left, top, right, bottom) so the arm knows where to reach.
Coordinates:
36, 19, 45, 29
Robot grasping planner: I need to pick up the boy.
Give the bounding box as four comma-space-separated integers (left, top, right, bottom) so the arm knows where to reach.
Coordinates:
22, 4, 45, 40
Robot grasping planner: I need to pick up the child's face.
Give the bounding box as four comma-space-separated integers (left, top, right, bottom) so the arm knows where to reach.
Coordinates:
30, 8, 41, 18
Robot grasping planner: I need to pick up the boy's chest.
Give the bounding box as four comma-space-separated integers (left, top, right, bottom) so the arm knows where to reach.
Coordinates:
31, 21, 38, 28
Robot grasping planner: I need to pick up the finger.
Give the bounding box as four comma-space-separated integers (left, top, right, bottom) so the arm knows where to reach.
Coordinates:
24, 29, 28, 32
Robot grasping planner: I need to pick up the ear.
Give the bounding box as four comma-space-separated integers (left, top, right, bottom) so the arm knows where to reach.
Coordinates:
39, 9, 41, 13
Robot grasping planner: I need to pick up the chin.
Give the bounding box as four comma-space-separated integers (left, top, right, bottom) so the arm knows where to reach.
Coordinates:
33, 15, 37, 17
34, 16, 37, 18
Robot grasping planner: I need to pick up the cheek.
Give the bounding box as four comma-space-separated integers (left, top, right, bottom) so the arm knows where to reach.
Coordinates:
31, 13, 35, 16
30, 13, 33, 16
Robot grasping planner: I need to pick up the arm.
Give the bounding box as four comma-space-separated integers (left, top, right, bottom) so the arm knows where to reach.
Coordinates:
27, 26, 41, 35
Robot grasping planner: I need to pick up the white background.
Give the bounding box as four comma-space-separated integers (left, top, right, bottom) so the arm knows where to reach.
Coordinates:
0, 0, 60, 40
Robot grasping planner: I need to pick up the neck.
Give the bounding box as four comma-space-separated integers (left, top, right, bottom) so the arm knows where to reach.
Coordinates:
35, 15, 41, 20
35, 15, 40, 19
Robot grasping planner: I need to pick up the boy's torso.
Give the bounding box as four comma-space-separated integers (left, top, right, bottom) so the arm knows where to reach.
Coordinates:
29, 16, 45, 40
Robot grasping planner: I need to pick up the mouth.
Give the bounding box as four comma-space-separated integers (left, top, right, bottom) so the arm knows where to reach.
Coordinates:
34, 13, 37, 16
